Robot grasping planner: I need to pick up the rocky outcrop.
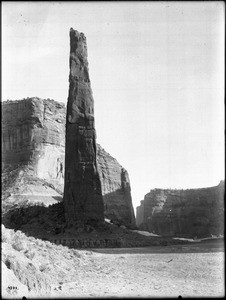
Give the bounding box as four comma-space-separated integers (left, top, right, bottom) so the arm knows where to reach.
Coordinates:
63, 28, 104, 226
97, 146, 136, 226
2, 98, 135, 227
136, 181, 225, 238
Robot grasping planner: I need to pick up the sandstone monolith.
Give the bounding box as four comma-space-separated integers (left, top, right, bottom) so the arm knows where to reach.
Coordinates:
63, 28, 104, 226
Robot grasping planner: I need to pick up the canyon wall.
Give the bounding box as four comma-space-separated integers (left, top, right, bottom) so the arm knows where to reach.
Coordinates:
2, 98, 65, 192
2, 98, 136, 227
136, 182, 225, 238
97, 146, 136, 226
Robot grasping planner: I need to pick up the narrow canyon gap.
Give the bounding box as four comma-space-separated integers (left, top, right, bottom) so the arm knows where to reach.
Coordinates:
63, 28, 104, 226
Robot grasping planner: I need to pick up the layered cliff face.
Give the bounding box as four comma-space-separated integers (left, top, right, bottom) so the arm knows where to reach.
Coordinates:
2, 98, 65, 192
2, 98, 135, 227
63, 28, 104, 226
136, 181, 225, 238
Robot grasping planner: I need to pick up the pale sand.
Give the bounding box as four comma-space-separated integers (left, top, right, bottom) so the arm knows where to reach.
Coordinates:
50, 243, 224, 298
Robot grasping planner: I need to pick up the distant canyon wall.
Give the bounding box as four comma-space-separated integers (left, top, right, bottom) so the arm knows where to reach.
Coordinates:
2, 98, 136, 227
136, 182, 224, 238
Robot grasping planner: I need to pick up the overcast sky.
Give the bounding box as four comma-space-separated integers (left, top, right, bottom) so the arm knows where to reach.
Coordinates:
2, 1, 225, 210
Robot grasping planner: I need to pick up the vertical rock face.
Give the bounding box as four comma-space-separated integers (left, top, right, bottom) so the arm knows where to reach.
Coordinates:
136, 200, 145, 227
63, 28, 104, 225
136, 181, 225, 238
97, 145, 136, 226
2, 98, 65, 192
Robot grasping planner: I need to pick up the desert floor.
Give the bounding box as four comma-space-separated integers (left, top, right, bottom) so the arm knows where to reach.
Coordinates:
49, 239, 224, 298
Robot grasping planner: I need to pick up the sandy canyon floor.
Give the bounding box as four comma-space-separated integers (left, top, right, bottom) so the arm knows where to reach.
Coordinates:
50, 240, 224, 298
3, 227, 224, 299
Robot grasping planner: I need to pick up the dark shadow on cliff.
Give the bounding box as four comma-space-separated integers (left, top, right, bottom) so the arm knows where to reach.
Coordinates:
102, 188, 137, 229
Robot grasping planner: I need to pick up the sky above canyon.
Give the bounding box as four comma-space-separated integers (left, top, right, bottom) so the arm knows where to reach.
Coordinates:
2, 1, 224, 210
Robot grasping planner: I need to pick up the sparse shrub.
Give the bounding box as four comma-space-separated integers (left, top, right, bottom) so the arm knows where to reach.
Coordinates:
5, 258, 11, 269
152, 240, 160, 246
45, 241, 54, 248
38, 218, 45, 224
27, 236, 36, 244
70, 248, 82, 258
39, 264, 51, 272
160, 240, 168, 246
54, 227, 61, 234
116, 238, 123, 247
85, 225, 95, 233
11, 236, 27, 252
24, 249, 35, 260
35, 239, 45, 248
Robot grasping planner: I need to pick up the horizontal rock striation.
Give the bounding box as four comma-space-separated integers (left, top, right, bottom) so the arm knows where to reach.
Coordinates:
136, 181, 225, 238
2, 98, 135, 227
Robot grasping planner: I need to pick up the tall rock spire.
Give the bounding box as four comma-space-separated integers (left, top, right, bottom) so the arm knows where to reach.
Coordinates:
63, 28, 104, 226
